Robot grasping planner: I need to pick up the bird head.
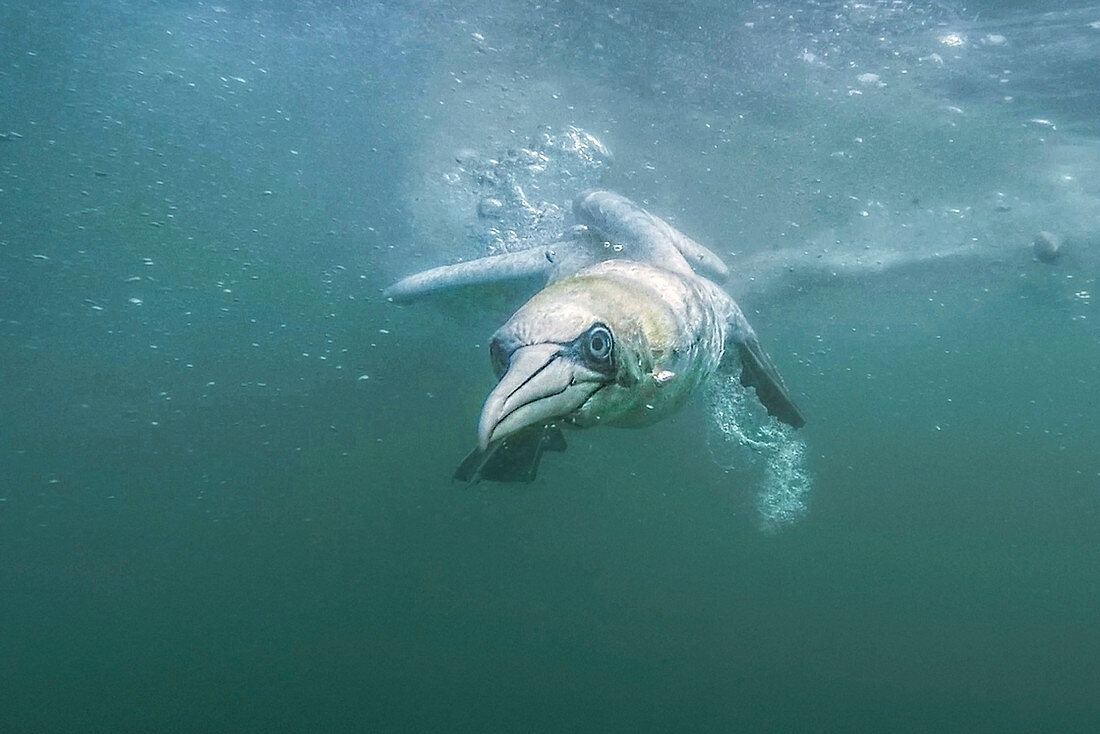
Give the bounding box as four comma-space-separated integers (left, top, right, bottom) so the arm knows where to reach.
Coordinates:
476, 272, 667, 450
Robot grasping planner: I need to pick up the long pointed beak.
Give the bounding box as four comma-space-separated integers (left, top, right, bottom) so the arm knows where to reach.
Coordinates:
477, 344, 602, 450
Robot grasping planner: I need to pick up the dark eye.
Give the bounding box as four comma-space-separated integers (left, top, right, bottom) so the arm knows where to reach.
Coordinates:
584, 324, 613, 362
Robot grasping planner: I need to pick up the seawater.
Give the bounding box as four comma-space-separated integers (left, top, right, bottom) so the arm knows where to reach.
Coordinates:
1, 1, 1098, 731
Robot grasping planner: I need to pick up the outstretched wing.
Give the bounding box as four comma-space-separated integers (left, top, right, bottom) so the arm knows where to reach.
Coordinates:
572, 190, 730, 283
735, 335, 806, 429
383, 246, 555, 303
384, 190, 734, 302
725, 308, 806, 429
383, 226, 610, 302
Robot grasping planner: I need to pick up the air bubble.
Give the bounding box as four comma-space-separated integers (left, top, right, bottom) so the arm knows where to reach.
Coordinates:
706, 372, 813, 532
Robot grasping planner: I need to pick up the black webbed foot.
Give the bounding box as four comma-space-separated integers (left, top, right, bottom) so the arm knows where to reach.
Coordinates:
453, 425, 566, 484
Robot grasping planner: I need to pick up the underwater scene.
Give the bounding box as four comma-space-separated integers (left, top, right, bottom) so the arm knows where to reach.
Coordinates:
1, 0, 1098, 731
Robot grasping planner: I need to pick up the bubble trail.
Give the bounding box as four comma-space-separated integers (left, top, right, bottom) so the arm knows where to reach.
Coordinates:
706, 372, 813, 533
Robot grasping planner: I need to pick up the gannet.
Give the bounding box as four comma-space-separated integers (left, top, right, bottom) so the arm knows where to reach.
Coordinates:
385, 190, 805, 482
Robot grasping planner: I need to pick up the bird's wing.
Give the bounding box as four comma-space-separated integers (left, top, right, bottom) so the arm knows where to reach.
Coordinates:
572, 190, 729, 283
384, 226, 612, 302
383, 245, 556, 303
666, 227, 730, 283
384, 190, 736, 302
725, 309, 806, 429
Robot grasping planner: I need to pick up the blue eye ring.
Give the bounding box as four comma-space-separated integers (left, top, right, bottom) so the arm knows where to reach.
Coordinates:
585, 324, 613, 362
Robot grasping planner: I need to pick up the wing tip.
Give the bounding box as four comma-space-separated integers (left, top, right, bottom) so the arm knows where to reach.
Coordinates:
737, 339, 807, 430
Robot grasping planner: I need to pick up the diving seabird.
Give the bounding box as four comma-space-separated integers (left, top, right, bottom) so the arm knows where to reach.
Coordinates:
385, 190, 805, 482
1032, 230, 1062, 264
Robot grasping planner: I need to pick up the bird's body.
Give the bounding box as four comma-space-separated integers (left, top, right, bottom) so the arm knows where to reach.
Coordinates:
490, 259, 728, 431
385, 190, 804, 482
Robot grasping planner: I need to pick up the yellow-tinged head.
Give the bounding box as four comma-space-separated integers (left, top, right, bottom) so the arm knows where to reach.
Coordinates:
477, 261, 724, 450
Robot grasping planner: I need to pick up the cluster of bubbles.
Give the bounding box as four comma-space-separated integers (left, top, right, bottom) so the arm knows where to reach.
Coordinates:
706, 371, 813, 533
445, 126, 612, 255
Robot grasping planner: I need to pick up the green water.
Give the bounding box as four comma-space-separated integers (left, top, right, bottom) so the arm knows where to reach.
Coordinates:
2, 1, 1099, 731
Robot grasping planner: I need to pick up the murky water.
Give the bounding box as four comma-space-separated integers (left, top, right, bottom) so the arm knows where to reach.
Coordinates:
2, 1, 1098, 731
